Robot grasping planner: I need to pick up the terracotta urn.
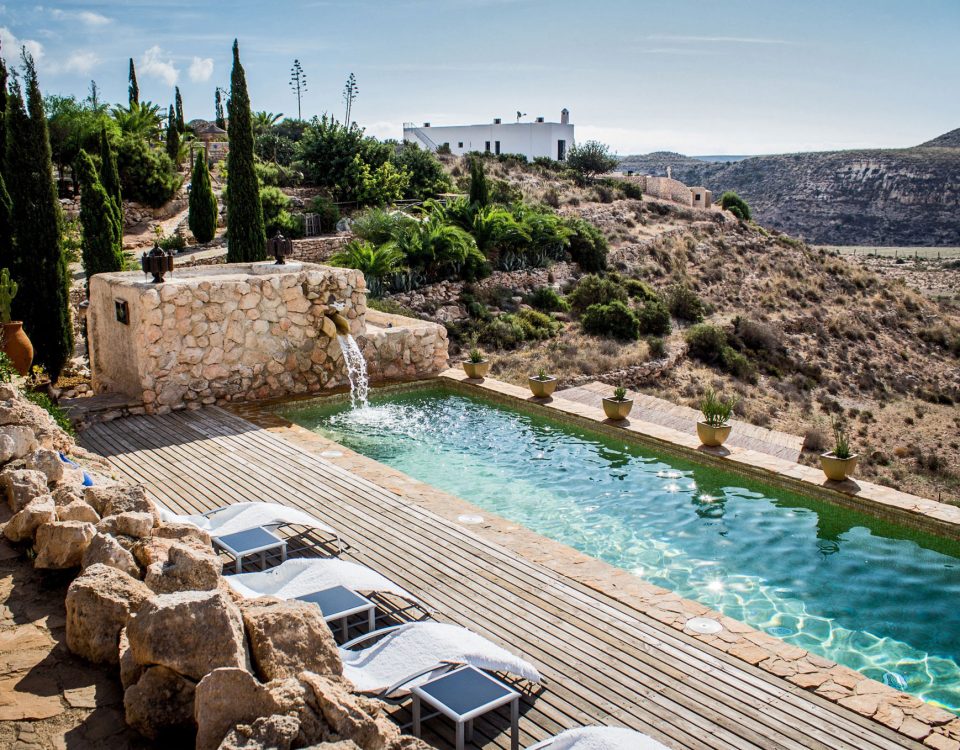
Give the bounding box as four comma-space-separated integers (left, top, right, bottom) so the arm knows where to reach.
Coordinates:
697, 421, 732, 447
2, 322, 33, 376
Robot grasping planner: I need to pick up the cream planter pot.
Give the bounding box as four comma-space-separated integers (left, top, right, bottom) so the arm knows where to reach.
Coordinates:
528, 376, 558, 398
602, 398, 633, 421
820, 452, 859, 481
462, 360, 491, 379
697, 421, 732, 447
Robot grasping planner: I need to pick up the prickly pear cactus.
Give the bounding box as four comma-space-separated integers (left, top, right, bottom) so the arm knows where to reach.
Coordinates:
0, 268, 18, 324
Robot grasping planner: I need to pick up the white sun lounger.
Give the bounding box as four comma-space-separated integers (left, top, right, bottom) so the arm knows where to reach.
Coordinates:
157, 501, 343, 549
225, 557, 419, 603
338, 622, 541, 699
528, 727, 671, 749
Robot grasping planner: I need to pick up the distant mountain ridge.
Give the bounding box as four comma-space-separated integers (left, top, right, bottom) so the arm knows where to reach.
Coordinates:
619, 130, 960, 246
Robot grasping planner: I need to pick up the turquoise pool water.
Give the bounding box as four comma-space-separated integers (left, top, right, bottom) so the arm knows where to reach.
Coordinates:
279, 387, 960, 711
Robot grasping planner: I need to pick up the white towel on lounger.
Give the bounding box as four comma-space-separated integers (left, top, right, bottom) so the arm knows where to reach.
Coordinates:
544, 727, 671, 749
226, 557, 418, 602
339, 621, 541, 695
159, 501, 338, 539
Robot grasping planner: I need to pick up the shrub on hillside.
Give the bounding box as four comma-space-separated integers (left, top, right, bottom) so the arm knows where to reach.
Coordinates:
490, 179, 523, 205
685, 323, 757, 381
647, 336, 666, 358
566, 140, 618, 181
259, 186, 304, 238
720, 191, 751, 220
624, 278, 658, 301
481, 309, 560, 348
666, 283, 705, 322
581, 300, 640, 340
636, 298, 672, 335
565, 218, 609, 272
391, 142, 451, 199
568, 274, 627, 312
115, 134, 180, 207
619, 181, 643, 200
255, 160, 302, 187
308, 195, 341, 233
528, 286, 570, 312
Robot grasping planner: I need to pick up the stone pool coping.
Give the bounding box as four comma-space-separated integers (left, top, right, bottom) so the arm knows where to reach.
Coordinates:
234, 382, 960, 748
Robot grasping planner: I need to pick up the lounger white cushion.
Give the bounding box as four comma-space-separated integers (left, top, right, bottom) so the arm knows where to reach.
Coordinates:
339, 622, 541, 695
529, 727, 670, 749
226, 558, 418, 603
158, 501, 338, 539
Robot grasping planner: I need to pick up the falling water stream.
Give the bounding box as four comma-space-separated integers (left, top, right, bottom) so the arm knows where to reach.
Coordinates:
336, 334, 369, 409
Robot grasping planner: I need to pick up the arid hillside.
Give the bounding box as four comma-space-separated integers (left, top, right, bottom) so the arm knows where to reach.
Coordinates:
618, 130, 960, 246
387, 157, 960, 504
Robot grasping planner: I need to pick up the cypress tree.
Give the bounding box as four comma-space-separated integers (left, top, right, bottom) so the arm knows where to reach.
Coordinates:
165, 105, 180, 162
188, 150, 218, 244
76, 150, 123, 279
469, 156, 489, 208
0, 171, 11, 267
214, 89, 225, 130
128, 58, 139, 107
5, 53, 73, 379
0, 48, 7, 174
98, 124, 123, 237
175, 87, 185, 133
225, 40, 265, 262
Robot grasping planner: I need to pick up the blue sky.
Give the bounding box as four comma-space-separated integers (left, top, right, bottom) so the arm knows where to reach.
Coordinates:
1, 0, 957, 155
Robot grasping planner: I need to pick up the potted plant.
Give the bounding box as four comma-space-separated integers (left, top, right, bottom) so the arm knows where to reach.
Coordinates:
462, 345, 491, 379
697, 389, 737, 447
0, 268, 32, 376
602, 385, 633, 420
821, 418, 859, 481
528, 366, 557, 398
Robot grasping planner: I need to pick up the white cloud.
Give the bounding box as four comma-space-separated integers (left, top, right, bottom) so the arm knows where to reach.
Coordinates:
64, 50, 99, 74
141, 45, 178, 86
0, 26, 43, 62
77, 10, 110, 26
188, 56, 213, 82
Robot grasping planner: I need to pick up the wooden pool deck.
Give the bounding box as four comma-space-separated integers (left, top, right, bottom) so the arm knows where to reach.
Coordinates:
79, 407, 923, 750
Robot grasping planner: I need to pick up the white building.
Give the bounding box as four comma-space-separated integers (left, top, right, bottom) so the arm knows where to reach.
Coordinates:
403, 109, 574, 162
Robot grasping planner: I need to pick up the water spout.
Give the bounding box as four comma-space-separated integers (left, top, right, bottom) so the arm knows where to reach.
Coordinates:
336, 334, 369, 409
330, 312, 351, 335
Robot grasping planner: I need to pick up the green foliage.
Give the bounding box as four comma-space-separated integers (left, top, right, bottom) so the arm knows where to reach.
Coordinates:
214, 89, 225, 130
636, 298, 672, 335
391, 143, 451, 199
619, 180, 643, 200
329, 239, 405, 296
0, 172, 11, 267
44, 94, 113, 178
0, 268, 18, 324
165, 105, 179, 162
468, 346, 484, 363
624, 278, 657, 301
259, 186, 304, 239
254, 160, 302, 187
831, 416, 852, 459
294, 115, 392, 201
700, 389, 737, 427
468, 157, 489, 207
566, 140, 618, 181
685, 323, 756, 381
351, 208, 415, 245
565, 217, 609, 272
568, 274, 627, 313
481, 309, 560, 349
490, 179, 522, 205
128, 58, 139, 106
188, 151, 218, 244
98, 125, 123, 237
581, 300, 640, 340
255, 132, 297, 166
720, 191, 751, 220
470, 205, 529, 261
647, 336, 666, 358
666, 283, 705, 322
174, 87, 185, 132
111, 101, 162, 140
158, 232, 186, 252
23, 389, 75, 437
512, 205, 572, 264
353, 156, 409, 207
226, 40, 267, 262
5, 56, 73, 380
115, 134, 180, 207
613, 386, 628, 402
0, 352, 16, 382
76, 150, 124, 279
307, 196, 340, 232
528, 286, 570, 312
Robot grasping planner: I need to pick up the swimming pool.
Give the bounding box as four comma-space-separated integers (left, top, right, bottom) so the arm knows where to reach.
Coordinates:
278, 387, 960, 711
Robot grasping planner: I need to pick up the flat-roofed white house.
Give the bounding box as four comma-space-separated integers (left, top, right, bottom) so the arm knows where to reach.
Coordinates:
403, 109, 574, 162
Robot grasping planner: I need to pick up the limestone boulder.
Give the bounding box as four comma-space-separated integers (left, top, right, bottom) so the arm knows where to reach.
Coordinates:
34, 520, 96, 568
124, 665, 197, 740
82, 532, 141, 578
119, 627, 143, 689
66, 563, 152, 664
144, 542, 222, 594
240, 597, 342, 681
98, 511, 154, 539
3, 495, 56, 543
195, 668, 319, 750
217, 714, 301, 750
24, 449, 69, 484
0, 425, 38, 462
127, 589, 247, 681
51, 483, 85, 507
57, 500, 100, 523
2, 468, 48, 512
301, 673, 401, 750
84, 484, 157, 520
153, 521, 213, 547
131, 536, 177, 569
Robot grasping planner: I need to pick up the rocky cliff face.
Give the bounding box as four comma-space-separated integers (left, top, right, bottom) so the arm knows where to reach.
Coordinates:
619, 131, 960, 246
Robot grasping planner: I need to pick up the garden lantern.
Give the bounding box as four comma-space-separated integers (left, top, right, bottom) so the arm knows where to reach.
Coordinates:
267, 231, 293, 265
141, 242, 174, 283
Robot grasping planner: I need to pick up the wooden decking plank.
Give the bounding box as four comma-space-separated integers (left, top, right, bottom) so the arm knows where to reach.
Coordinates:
80, 413, 919, 750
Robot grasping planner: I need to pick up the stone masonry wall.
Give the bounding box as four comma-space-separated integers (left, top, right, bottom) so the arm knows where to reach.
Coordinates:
619, 174, 695, 206
361, 311, 449, 381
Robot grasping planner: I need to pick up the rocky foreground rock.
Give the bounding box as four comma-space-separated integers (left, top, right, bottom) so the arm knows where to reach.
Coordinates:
0, 381, 432, 749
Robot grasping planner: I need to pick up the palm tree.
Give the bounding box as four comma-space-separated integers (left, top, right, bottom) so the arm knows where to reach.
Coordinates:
470, 205, 530, 257
111, 101, 163, 140
252, 111, 283, 135
329, 239, 405, 297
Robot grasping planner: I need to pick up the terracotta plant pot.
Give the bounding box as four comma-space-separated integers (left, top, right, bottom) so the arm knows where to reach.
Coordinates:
602, 397, 633, 421
2, 321, 33, 376
528, 376, 557, 398
820, 452, 859, 481
462, 360, 491, 379
697, 421, 732, 447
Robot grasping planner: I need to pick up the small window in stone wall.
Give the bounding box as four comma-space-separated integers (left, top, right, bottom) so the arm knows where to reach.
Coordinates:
115, 299, 129, 325
695, 193, 701, 201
